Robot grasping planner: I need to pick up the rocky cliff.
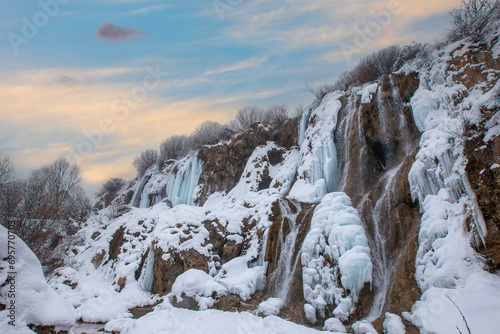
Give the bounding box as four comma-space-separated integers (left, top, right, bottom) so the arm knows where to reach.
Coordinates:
47, 34, 500, 334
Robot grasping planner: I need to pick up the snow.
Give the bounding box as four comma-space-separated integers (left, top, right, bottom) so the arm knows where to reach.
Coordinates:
352, 320, 377, 334
171, 269, 227, 310
360, 83, 379, 104
301, 193, 372, 322
404, 271, 500, 334
323, 317, 347, 332
257, 298, 284, 316
0, 225, 77, 333
383, 313, 405, 334
105, 307, 325, 334
215, 257, 266, 301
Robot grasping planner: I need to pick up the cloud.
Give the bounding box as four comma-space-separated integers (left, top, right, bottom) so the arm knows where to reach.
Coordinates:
124, 4, 171, 15
97, 23, 147, 41
203, 57, 268, 76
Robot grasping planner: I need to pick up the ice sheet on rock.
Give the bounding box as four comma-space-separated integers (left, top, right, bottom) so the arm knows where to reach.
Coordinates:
290, 92, 342, 203
301, 193, 372, 322
0, 226, 77, 333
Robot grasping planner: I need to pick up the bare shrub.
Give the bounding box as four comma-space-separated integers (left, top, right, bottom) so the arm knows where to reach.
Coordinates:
263, 105, 289, 128
448, 0, 500, 43
97, 177, 126, 207
291, 103, 306, 119
307, 84, 336, 101
192, 121, 227, 147
355, 45, 402, 83
331, 43, 431, 92
133, 149, 158, 177
159, 135, 189, 163
233, 105, 265, 130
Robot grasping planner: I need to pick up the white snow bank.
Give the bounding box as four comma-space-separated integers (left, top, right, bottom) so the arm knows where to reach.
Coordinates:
352, 320, 377, 334
0, 225, 77, 333
360, 83, 379, 104
323, 317, 347, 332
215, 257, 265, 301
383, 313, 405, 334
257, 298, 284, 316
50, 266, 153, 323
171, 269, 227, 310
404, 271, 500, 334
301, 193, 372, 322
105, 307, 325, 334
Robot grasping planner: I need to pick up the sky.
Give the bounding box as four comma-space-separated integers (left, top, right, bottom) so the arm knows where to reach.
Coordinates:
0, 0, 462, 197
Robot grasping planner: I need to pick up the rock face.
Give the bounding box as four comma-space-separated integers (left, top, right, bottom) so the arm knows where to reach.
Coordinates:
459, 41, 500, 269
196, 120, 298, 205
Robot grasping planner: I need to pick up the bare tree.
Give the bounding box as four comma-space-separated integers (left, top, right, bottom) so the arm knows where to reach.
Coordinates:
133, 149, 158, 177
448, 0, 500, 43
0, 154, 14, 186
6, 157, 91, 272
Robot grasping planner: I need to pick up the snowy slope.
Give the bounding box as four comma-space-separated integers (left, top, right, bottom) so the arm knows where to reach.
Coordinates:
0, 225, 77, 333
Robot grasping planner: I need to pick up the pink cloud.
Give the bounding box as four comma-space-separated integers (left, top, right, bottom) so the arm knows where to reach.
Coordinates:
97, 23, 147, 41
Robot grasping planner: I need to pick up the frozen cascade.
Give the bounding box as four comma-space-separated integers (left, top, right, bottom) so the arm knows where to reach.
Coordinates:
132, 154, 204, 208
139, 248, 155, 292
165, 155, 203, 206
268, 200, 302, 302
131, 174, 151, 207
298, 106, 314, 147
289, 92, 342, 203
301, 193, 372, 323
